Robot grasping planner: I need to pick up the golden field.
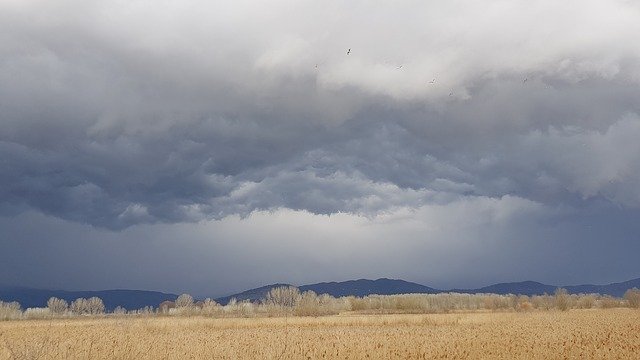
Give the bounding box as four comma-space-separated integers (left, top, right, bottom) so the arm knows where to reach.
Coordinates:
1, 309, 639, 359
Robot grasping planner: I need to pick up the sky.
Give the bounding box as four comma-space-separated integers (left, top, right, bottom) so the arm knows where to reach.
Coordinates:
1, 0, 640, 298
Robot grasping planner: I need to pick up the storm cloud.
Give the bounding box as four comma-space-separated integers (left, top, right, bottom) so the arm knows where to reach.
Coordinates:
1, 0, 640, 294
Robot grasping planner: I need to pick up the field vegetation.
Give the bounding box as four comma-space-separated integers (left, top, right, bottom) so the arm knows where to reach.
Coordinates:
1, 309, 639, 359
1, 287, 639, 358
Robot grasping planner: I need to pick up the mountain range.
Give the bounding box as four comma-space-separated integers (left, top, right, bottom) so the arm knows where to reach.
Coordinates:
2, 277, 639, 310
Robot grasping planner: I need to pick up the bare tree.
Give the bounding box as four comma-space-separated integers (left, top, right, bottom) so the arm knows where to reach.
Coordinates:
175, 294, 194, 308
0, 301, 22, 320
265, 286, 301, 308
159, 301, 175, 314
624, 288, 640, 308
113, 306, 127, 315
47, 297, 68, 315
70, 297, 105, 315
87, 297, 105, 314
70, 298, 88, 315
202, 298, 220, 315
554, 288, 570, 311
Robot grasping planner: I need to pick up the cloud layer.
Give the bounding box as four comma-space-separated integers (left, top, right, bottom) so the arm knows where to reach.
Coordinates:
1, 1, 640, 293
2, 0, 640, 228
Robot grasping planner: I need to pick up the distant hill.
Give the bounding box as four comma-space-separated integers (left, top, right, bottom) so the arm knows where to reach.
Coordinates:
454, 281, 558, 296
565, 278, 640, 298
0, 286, 177, 311
300, 278, 438, 298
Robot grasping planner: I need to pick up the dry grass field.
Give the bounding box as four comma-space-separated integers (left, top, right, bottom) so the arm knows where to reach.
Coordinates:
1, 309, 639, 359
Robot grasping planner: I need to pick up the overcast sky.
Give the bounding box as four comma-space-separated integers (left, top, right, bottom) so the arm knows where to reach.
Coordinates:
2, 0, 640, 298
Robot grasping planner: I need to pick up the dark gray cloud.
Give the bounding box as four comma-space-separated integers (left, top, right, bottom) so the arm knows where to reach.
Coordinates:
1, 0, 640, 293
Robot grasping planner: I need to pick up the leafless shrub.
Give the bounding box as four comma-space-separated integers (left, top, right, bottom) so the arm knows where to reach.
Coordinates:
158, 301, 175, 314
598, 295, 622, 309
0, 301, 22, 320
515, 296, 533, 312
175, 294, 194, 308
24, 308, 52, 319
295, 291, 344, 316
237, 300, 256, 317
217, 298, 256, 317
576, 294, 596, 309
70, 298, 88, 315
482, 294, 511, 310
70, 297, 105, 315
129, 306, 154, 315
222, 297, 238, 314
531, 294, 554, 310
555, 288, 570, 311
346, 293, 509, 314
265, 286, 301, 308
348, 296, 367, 311
47, 297, 68, 315
87, 297, 105, 314
112, 306, 127, 315
623, 288, 640, 308
201, 298, 221, 315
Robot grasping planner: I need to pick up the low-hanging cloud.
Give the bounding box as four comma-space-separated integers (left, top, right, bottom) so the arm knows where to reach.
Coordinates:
2, 0, 640, 229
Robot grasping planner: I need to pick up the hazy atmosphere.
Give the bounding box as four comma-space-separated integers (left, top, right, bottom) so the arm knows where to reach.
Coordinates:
2, 0, 640, 298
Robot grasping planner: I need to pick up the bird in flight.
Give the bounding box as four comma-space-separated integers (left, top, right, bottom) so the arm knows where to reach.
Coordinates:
397, 65, 403, 69
449, 92, 453, 97
523, 77, 528, 83
429, 78, 436, 84
347, 48, 351, 55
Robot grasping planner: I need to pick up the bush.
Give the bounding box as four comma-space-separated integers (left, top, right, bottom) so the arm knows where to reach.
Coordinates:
175, 294, 194, 308
516, 295, 533, 312
531, 294, 553, 310
24, 308, 51, 319
113, 306, 127, 315
70, 298, 86, 315
47, 297, 68, 315
0, 301, 22, 320
554, 288, 570, 311
87, 297, 105, 314
201, 298, 220, 315
294, 291, 348, 316
70, 297, 105, 315
624, 288, 640, 308
482, 295, 510, 310
130, 306, 154, 315
576, 294, 596, 309
295, 291, 321, 316
264, 286, 301, 308
599, 295, 621, 309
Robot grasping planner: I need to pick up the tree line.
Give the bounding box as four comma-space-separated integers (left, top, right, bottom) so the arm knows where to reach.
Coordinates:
1, 287, 639, 320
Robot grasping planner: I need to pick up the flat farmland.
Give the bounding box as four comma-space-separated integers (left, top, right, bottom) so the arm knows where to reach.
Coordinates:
1, 309, 639, 359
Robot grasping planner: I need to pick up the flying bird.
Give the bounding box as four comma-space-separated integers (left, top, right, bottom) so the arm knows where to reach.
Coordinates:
429, 78, 436, 84
397, 65, 403, 69
347, 48, 351, 55
523, 77, 528, 83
